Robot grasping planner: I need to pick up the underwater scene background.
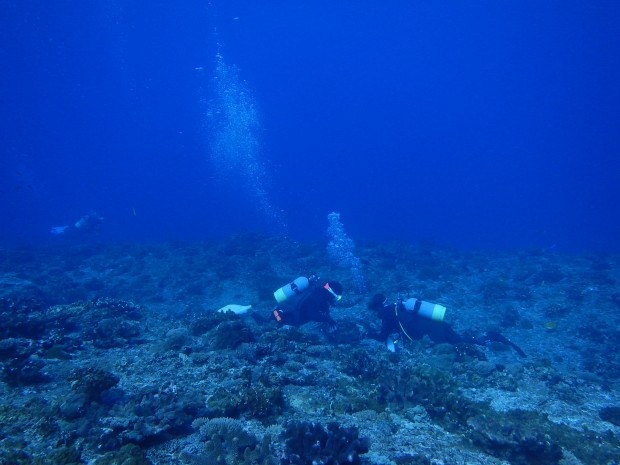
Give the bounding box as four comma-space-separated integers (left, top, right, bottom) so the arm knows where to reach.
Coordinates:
2, 0, 619, 250
1, 1, 620, 464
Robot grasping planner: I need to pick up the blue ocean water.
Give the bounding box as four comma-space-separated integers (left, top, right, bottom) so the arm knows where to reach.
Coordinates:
1, 1, 619, 251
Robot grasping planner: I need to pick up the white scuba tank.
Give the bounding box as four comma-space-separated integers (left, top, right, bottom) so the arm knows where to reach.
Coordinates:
403, 298, 447, 322
273, 276, 310, 304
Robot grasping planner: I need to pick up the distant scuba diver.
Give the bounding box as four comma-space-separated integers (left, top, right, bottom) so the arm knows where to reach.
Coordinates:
368, 293, 526, 357
270, 276, 343, 332
51, 211, 104, 237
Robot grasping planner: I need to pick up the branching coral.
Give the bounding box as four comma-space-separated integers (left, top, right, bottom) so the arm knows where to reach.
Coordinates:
184, 417, 275, 465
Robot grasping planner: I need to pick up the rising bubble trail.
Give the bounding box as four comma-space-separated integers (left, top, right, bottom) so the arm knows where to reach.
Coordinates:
206, 53, 284, 229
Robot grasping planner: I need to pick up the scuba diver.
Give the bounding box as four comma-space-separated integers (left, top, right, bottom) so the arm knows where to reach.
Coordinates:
51, 211, 104, 237
368, 293, 526, 357
271, 276, 343, 331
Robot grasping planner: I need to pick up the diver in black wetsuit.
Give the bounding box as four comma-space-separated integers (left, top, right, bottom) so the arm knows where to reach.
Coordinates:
368, 293, 526, 357
51, 211, 104, 237
272, 277, 343, 332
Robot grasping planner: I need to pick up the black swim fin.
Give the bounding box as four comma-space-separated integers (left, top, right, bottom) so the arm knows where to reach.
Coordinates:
484, 330, 527, 358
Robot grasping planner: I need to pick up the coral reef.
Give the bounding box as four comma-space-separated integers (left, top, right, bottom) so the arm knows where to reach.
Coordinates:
183, 417, 276, 465
467, 411, 563, 464
0, 238, 619, 465
0, 337, 49, 385
93, 444, 152, 465
69, 367, 120, 402
599, 405, 620, 427
280, 420, 369, 465
204, 366, 284, 421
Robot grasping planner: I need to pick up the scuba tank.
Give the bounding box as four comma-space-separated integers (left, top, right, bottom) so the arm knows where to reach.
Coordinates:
273, 276, 310, 303
402, 298, 447, 322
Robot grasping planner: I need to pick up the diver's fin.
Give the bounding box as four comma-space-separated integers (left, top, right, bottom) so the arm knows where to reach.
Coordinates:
485, 330, 527, 358
217, 304, 252, 315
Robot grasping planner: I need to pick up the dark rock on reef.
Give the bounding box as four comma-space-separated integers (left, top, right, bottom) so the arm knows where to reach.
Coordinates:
599, 406, 620, 427
69, 367, 120, 402
280, 420, 369, 465
467, 411, 563, 465
0, 337, 49, 385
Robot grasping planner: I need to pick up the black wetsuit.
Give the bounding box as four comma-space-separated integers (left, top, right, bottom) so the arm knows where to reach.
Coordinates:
374, 300, 526, 357
375, 300, 464, 345
276, 285, 336, 327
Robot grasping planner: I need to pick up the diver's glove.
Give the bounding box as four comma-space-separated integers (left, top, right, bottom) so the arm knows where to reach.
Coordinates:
386, 333, 401, 353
